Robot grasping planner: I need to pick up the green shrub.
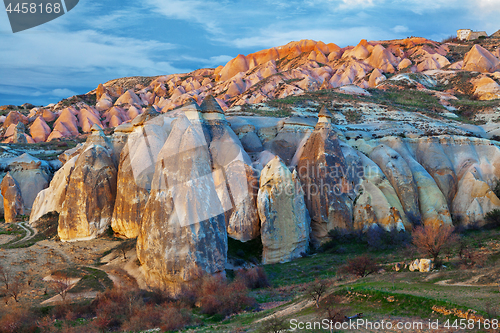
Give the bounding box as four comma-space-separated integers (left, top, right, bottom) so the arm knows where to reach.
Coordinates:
484, 209, 500, 229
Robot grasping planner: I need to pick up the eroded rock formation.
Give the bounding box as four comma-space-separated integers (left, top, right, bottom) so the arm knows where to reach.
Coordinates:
58, 144, 117, 241
136, 115, 227, 291
1, 172, 24, 223
297, 116, 354, 244
258, 156, 309, 264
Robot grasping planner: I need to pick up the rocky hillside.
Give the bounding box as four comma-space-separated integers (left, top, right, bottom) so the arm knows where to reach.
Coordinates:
1, 34, 500, 291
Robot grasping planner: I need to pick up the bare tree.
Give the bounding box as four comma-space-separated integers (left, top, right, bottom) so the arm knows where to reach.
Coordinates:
412, 224, 458, 264
52, 274, 72, 302
321, 296, 349, 333
7, 275, 23, 302
308, 279, 329, 308
0, 265, 10, 291
341, 255, 379, 278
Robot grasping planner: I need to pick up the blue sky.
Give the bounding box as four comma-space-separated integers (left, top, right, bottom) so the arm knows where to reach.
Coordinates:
1, 0, 499, 106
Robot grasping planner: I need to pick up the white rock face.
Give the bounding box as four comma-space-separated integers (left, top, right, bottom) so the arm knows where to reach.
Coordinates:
369, 144, 422, 226
257, 157, 310, 264
136, 115, 228, 291
29, 156, 77, 226
6, 153, 51, 212
111, 115, 170, 238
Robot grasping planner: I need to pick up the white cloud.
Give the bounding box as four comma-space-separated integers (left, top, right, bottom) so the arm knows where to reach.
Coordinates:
229, 26, 396, 49
0, 27, 188, 102
51, 88, 78, 97
144, 0, 224, 34
392, 25, 409, 33
397, 0, 458, 15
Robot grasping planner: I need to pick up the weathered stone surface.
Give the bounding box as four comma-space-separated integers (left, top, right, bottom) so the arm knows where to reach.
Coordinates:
297, 122, 353, 244
258, 157, 309, 264
1, 173, 24, 223
452, 170, 500, 226
463, 45, 500, 73
369, 144, 422, 226
137, 115, 227, 291
30, 117, 51, 143
206, 115, 260, 242
58, 145, 117, 241
8, 153, 51, 211
414, 137, 457, 207
29, 155, 77, 226
13, 122, 27, 144
340, 142, 408, 231
473, 76, 500, 100
111, 120, 169, 238
383, 138, 452, 227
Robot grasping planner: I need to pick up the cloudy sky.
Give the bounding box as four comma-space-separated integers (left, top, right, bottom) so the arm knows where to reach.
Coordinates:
1, 0, 499, 106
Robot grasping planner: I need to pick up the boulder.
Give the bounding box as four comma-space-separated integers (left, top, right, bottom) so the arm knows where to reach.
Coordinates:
12, 122, 27, 144
58, 145, 117, 241
366, 44, 397, 73
115, 89, 142, 106
369, 69, 386, 88
258, 157, 310, 264
473, 76, 500, 100
137, 115, 227, 291
2, 111, 28, 129
409, 259, 433, 272
0, 173, 24, 223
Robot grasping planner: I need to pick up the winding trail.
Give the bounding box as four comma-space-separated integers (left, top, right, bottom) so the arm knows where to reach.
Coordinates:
9, 221, 37, 246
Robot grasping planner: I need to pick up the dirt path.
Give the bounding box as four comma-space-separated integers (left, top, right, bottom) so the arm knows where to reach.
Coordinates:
9, 222, 37, 245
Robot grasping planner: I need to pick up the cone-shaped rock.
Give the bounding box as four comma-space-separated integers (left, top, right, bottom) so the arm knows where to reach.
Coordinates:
318, 105, 333, 123
111, 116, 169, 238
30, 155, 77, 226
198, 95, 260, 241
58, 145, 117, 241
8, 153, 51, 210
258, 157, 310, 264
137, 115, 227, 291
297, 121, 354, 244
0, 173, 24, 223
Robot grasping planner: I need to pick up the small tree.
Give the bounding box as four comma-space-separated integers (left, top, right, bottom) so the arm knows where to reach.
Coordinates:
7, 275, 23, 302
342, 254, 379, 277
0, 265, 10, 291
52, 274, 72, 302
484, 209, 500, 229
321, 296, 349, 333
412, 224, 458, 264
308, 279, 329, 308
258, 314, 288, 333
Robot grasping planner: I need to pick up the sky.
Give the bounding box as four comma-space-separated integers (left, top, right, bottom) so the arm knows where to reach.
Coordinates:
1, 0, 500, 106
